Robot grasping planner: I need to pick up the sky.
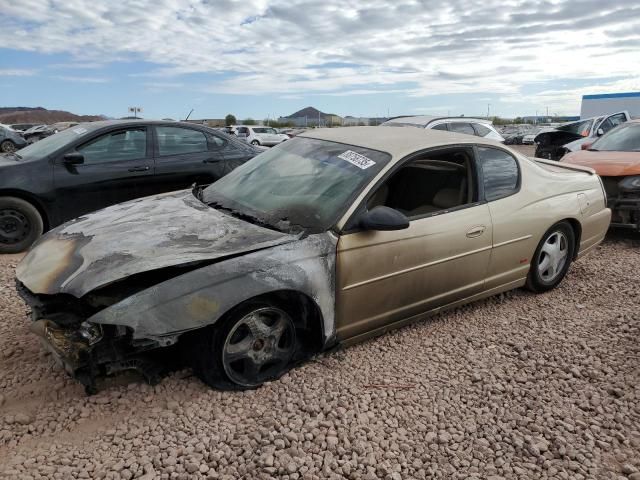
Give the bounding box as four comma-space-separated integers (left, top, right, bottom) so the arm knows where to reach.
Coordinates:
0, 0, 639, 120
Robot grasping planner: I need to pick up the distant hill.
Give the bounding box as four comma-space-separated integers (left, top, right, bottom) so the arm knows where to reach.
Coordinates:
283, 106, 337, 119
0, 107, 106, 125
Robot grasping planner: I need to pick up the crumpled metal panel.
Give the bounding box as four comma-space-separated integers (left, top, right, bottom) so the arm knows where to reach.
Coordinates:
88, 233, 338, 344
16, 190, 297, 297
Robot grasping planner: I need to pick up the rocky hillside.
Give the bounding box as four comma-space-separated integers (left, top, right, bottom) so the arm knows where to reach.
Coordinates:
0, 107, 105, 125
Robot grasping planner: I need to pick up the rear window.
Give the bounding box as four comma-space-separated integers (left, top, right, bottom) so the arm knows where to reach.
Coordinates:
448, 123, 476, 136
473, 123, 492, 137
478, 147, 519, 200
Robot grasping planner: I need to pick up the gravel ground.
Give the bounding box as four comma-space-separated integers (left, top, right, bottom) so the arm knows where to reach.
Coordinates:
1, 233, 639, 480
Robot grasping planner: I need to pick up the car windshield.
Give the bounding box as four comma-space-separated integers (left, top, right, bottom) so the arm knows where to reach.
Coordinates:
202, 137, 391, 233
591, 123, 640, 151
556, 119, 594, 136
15, 126, 92, 160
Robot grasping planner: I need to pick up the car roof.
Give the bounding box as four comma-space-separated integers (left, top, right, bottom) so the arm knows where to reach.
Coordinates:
384, 116, 493, 127
299, 126, 504, 159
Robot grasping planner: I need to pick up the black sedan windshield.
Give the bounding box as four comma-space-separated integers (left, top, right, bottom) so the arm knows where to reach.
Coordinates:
592, 123, 640, 151
17, 126, 93, 160
202, 137, 391, 232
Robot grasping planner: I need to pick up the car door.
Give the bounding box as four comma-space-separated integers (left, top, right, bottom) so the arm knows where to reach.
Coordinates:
335, 146, 493, 341
52, 126, 154, 222
476, 146, 536, 290
152, 125, 225, 193
596, 112, 628, 136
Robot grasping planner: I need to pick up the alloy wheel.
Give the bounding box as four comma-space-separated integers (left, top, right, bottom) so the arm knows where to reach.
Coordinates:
1, 141, 16, 153
537, 231, 568, 283
222, 307, 296, 386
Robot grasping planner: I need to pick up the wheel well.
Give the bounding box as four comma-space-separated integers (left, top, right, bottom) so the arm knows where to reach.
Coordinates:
241, 290, 325, 354
0, 190, 50, 231
562, 218, 582, 260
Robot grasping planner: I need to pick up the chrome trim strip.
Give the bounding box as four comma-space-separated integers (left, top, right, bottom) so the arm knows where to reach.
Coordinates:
342, 244, 492, 291
493, 234, 532, 248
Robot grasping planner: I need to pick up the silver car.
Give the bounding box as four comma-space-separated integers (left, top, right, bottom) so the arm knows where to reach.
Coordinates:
381, 116, 505, 142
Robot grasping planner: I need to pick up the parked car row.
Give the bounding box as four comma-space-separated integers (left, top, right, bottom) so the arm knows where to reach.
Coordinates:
13, 126, 611, 394
218, 125, 291, 146
0, 121, 81, 153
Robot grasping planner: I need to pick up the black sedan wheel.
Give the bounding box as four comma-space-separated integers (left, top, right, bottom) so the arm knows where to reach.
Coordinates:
0, 197, 44, 254
1, 140, 17, 153
193, 302, 298, 389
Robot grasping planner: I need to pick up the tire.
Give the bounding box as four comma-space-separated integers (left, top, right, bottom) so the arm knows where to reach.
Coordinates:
0, 197, 44, 254
250, 140, 260, 146
526, 221, 575, 293
0, 140, 17, 153
192, 301, 298, 390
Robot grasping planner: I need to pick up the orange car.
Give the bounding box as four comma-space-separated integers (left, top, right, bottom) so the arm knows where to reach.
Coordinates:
562, 119, 640, 231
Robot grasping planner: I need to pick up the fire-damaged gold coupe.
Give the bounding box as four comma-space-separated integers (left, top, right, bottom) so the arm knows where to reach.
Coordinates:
16, 127, 611, 393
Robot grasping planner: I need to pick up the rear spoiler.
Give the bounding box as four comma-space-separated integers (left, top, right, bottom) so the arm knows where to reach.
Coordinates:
529, 157, 596, 175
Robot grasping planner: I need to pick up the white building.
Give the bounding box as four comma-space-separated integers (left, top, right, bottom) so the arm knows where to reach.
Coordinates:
580, 92, 640, 119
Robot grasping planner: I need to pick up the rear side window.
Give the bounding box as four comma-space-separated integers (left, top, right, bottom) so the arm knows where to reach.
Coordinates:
432, 123, 448, 131
473, 123, 492, 137
448, 122, 475, 136
478, 147, 519, 200
156, 127, 207, 156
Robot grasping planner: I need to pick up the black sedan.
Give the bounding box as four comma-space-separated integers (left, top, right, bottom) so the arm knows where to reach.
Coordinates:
0, 120, 260, 253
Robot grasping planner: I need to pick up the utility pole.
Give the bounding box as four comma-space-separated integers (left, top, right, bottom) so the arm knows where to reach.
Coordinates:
487, 103, 491, 119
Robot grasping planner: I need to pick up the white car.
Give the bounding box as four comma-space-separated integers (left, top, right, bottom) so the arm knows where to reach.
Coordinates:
381, 116, 505, 142
235, 125, 289, 146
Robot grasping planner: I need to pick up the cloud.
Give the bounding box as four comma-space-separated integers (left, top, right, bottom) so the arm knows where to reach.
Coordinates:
0, 68, 36, 76
0, 0, 639, 112
50, 75, 110, 83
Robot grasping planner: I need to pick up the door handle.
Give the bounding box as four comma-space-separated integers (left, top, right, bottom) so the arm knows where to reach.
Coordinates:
128, 166, 150, 172
203, 158, 218, 163
466, 225, 486, 238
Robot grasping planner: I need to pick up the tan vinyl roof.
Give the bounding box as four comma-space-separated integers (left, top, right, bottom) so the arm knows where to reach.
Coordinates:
299, 126, 505, 159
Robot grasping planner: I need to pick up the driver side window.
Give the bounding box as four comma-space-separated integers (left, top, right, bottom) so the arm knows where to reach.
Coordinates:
367, 148, 477, 220
77, 128, 147, 163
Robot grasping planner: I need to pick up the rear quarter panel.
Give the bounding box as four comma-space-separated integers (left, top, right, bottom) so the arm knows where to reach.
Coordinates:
484, 156, 609, 290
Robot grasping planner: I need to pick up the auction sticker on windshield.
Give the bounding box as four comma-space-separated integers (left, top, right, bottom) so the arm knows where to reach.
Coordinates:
338, 150, 376, 170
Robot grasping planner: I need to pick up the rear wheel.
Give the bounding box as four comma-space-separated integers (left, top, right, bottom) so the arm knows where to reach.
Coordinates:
193, 302, 298, 389
526, 222, 575, 293
0, 140, 16, 153
250, 140, 260, 146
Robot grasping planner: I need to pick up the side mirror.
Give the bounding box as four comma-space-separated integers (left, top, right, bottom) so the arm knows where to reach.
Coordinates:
63, 152, 84, 165
596, 128, 604, 136
359, 206, 409, 231
581, 142, 593, 150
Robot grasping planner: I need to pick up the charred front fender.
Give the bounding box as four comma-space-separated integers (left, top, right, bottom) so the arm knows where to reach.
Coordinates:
87, 233, 338, 345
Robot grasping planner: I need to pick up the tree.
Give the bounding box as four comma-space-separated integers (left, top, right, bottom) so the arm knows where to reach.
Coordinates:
225, 114, 236, 126
243, 118, 257, 125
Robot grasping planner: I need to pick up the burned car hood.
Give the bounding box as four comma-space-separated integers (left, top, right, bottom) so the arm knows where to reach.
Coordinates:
562, 151, 640, 176
16, 191, 299, 297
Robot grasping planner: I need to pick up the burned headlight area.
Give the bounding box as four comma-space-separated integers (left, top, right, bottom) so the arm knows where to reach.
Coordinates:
16, 280, 166, 394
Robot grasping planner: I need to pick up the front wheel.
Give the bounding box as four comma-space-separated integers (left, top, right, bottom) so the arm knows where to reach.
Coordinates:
193, 302, 298, 389
0, 197, 44, 254
526, 222, 575, 293
250, 140, 260, 146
